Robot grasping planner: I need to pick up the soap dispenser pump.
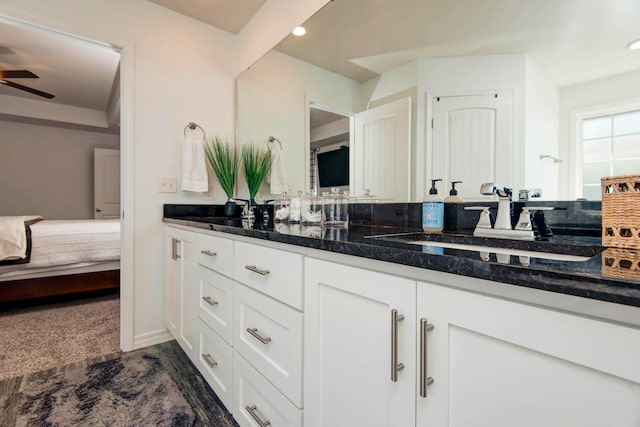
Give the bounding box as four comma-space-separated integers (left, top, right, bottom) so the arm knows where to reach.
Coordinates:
444, 181, 464, 203
423, 179, 444, 233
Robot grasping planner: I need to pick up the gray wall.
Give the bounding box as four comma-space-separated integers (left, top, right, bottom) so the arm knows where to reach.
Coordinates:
0, 120, 120, 219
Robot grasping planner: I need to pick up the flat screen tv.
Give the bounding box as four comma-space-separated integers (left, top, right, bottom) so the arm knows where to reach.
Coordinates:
317, 147, 349, 188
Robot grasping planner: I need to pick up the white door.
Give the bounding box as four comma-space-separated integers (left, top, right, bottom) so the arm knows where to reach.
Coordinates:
165, 227, 197, 361
417, 281, 640, 427
94, 148, 120, 219
353, 97, 411, 201
431, 93, 512, 200
304, 258, 416, 427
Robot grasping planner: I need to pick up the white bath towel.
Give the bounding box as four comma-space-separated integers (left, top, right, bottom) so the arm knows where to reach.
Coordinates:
181, 131, 209, 192
0, 215, 43, 260
268, 142, 288, 194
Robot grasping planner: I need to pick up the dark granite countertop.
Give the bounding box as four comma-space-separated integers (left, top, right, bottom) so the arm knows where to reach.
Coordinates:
163, 210, 640, 309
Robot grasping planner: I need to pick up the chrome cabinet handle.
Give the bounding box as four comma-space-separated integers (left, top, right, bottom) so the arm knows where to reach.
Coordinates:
201, 250, 217, 256
244, 265, 270, 276
246, 327, 272, 344
391, 309, 405, 382
202, 296, 218, 306
171, 237, 178, 260
174, 238, 181, 259
245, 405, 271, 426
420, 318, 435, 397
202, 353, 218, 368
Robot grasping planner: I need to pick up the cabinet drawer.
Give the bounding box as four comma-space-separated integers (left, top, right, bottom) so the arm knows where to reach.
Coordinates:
233, 351, 302, 427
234, 241, 303, 309
196, 319, 233, 412
197, 266, 234, 344
234, 284, 303, 407
196, 233, 234, 277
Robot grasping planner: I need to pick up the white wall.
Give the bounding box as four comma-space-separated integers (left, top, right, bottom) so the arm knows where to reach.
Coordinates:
0, 0, 328, 350
558, 69, 640, 199
524, 57, 560, 199
0, 120, 119, 219
237, 49, 364, 198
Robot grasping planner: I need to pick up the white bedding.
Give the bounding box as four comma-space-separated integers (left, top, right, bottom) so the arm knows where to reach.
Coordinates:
0, 219, 120, 278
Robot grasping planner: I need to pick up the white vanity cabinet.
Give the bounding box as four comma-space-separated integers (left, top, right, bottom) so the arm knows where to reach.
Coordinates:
417, 281, 640, 427
166, 222, 640, 427
232, 240, 305, 426
304, 258, 417, 427
165, 226, 197, 361
193, 232, 236, 411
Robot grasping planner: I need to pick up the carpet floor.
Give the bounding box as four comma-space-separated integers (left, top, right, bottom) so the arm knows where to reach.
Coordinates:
0, 293, 120, 382
0, 341, 238, 426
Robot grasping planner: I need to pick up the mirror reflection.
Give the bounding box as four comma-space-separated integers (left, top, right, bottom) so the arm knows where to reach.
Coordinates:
236, 0, 640, 202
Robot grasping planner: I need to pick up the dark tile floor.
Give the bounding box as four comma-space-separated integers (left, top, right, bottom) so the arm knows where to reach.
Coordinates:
0, 340, 239, 426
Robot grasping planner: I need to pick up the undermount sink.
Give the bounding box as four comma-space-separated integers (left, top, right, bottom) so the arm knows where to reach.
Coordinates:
407, 240, 591, 264
364, 232, 599, 265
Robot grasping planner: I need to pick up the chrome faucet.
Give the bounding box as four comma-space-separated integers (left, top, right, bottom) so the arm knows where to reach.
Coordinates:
466, 183, 536, 240
480, 183, 512, 230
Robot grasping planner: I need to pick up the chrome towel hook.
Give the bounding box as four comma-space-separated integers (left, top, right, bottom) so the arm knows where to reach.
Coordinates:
267, 136, 282, 150
184, 122, 206, 140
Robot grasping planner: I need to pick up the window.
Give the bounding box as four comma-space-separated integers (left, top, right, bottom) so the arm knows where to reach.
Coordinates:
581, 109, 640, 200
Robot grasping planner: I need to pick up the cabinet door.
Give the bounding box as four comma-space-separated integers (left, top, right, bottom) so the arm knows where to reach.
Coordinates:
165, 227, 196, 360
305, 258, 416, 427
417, 281, 640, 427
165, 230, 181, 338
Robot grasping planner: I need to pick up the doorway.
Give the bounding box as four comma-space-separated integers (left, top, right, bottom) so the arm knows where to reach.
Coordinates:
0, 15, 131, 358
309, 104, 352, 195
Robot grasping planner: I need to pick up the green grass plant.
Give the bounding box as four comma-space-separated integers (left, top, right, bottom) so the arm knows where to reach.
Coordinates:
242, 143, 272, 201
204, 136, 240, 200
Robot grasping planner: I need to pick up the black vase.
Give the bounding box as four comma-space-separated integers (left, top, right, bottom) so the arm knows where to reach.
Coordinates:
224, 200, 237, 217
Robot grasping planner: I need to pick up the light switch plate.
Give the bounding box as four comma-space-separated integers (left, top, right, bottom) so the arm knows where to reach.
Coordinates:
158, 176, 177, 193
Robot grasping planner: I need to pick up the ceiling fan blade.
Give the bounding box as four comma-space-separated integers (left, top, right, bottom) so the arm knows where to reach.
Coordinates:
1, 80, 55, 99
0, 70, 39, 79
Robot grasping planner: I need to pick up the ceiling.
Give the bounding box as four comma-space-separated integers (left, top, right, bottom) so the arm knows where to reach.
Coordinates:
1, 0, 639, 131
146, 0, 267, 34
0, 19, 121, 130
275, 0, 640, 87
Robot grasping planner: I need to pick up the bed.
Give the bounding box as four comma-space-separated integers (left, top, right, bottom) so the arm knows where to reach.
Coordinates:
0, 218, 120, 303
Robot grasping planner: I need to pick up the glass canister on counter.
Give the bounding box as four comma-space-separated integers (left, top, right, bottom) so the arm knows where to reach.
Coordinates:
323, 187, 349, 227
274, 192, 290, 223
289, 190, 303, 223
301, 190, 323, 225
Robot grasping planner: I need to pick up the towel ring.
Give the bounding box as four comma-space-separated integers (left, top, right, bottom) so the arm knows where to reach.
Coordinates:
268, 136, 282, 150
184, 122, 206, 140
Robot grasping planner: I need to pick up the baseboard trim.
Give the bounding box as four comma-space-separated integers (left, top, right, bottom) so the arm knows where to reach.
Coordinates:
133, 329, 173, 350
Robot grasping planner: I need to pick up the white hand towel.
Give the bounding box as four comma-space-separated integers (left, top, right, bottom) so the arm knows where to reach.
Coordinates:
181, 132, 209, 192
269, 143, 288, 194
0, 215, 43, 260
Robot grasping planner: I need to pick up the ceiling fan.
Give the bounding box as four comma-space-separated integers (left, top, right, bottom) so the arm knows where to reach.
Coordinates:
0, 69, 55, 99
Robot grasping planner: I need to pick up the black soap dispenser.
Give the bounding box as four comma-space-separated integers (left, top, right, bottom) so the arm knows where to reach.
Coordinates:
444, 181, 463, 203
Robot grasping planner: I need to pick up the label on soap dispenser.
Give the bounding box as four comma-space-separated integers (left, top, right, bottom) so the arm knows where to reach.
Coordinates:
422, 202, 444, 231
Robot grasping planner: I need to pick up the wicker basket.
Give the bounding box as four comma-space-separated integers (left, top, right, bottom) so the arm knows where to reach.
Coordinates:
601, 248, 640, 281
601, 175, 640, 249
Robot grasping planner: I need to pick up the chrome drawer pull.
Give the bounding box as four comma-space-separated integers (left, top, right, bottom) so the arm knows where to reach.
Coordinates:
246, 327, 272, 344
174, 239, 181, 260
201, 250, 217, 256
420, 318, 435, 397
202, 296, 218, 306
202, 353, 218, 368
246, 405, 271, 426
244, 265, 270, 276
391, 309, 405, 382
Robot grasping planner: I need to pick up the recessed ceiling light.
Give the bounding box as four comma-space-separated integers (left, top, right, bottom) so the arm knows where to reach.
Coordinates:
628, 39, 640, 50
292, 26, 306, 37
